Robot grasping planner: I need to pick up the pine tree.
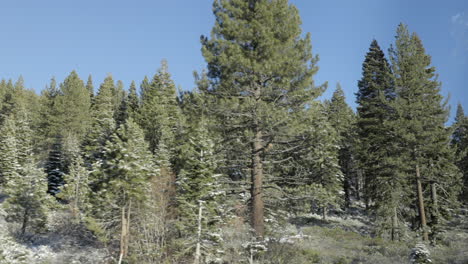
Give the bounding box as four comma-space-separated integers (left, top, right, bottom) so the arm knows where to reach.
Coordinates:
43, 71, 91, 194
127, 81, 139, 119
0, 77, 27, 124
452, 104, 468, 202
138, 60, 181, 155
356, 39, 406, 240
83, 74, 117, 169
37, 77, 59, 150
292, 105, 343, 219
325, 84, 357, 208
57, 150, 90, 221
1, 113, 50, 236
452, 104, 467, 146
0, 118, 20, 187
201, 0, 325, 237
389, 24, 462, 241
176, 119, 224, 262
86, 75, 94, 100
56, 71, 91, 139
87, 118, 155, 261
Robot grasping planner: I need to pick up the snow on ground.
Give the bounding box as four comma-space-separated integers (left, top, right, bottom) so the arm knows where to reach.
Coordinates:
0, 199, 108, 264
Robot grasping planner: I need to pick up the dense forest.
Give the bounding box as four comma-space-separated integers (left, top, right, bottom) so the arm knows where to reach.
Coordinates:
0, 0, 467, 263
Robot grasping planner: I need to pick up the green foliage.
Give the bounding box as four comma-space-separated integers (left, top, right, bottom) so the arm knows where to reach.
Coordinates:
54, 71, 92, 140
452, 103, 468, 202
325, 84, 357, 208
175, 119, 224, 260
57, 151, 90, 220
138, 60, 180, 157
1, 113, 51, 235
201, 0, 326, 236
87, 118, 155, 253
389, 24, 462, 236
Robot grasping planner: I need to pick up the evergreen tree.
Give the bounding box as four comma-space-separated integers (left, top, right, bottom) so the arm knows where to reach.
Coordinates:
87, 118, 155, 261
37, 77, 59, 149
86, 74, 94, 100
127, 81, 139, 119
83, 74, 117, 169
113, 80, 126, 115
289, 104, 343, 218
0, 77, 27, 124
325, 84, 357, 208
43, 71, 91, 194
356, 39, 406, 240
1, 113, 50, 236
0, 118, 20, 187
452, 104, 468, 202
176, 119, 224, 262
139, 76, 151, 103
201, 0, 325, 237
58, 150, 90, 220
389, 24, 462, 241
57, 71, 91, 129
138, 60, 181, 155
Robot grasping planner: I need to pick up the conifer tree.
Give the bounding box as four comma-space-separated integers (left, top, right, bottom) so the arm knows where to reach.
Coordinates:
452, 104, 468, 202
138, 60, 181, 155
44, 71, 92, 194
356, 39, 406, 240
201, 0, 325, 237
1, 78, 27, 124
86, 75, 94, 100
389, 24, 462, 241
37, 77, 59, 149
326, 84, 357, 208
57, 150, 90, 220
176, 119, 224, 262
0, 118, 20, 187
83, 74, 117, 169
87, 118, 155, 261
55, 71, 92, 139
127, 81, 139, 119
293, 105, 343, 219
1, 113, 50, 236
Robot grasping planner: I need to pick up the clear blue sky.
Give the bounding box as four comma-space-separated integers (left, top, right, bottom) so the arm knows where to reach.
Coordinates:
1, 0, 467, 122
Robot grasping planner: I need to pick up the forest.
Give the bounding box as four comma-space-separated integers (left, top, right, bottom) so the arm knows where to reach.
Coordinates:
0, 0, 467, 264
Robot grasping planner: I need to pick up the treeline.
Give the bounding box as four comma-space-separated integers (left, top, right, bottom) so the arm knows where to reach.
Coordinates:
0, 0, 467, 263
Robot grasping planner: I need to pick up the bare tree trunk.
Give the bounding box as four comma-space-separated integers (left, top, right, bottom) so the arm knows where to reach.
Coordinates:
251, 128, 264, 238
391, 206, 398, 241
119, 205, 128, 264
416, 164, 429, 242
125, 200, 131, 256
194, 201, 203, 264
430, 183, 439, 242
21, 208, 29, 236
322, 207, 327, 221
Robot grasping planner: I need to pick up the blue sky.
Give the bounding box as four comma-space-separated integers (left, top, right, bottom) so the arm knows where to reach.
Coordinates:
0, 0, 467, 122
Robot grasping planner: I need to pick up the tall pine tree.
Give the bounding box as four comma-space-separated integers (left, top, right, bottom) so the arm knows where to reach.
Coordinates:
389, 24, 462, 241
201, 0, 325, 237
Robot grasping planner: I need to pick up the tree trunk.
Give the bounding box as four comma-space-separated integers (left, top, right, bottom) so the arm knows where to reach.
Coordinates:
430, 183, 439, 242
356, 169, 363, 201
344, 175, 351, 209
416, 164, 429, 241
119, 205, 129, 263
125, 200, 131, 255
21, 208, 29, 236
322, 206, 327, 221
391, 206, 398, 241
194, 201, 203, 264
251, 129, 264, 238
